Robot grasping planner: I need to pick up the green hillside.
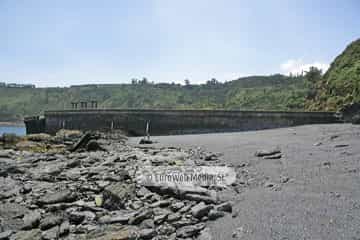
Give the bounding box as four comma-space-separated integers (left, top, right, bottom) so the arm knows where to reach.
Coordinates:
307, 38, 360, 111
0, 74, 308, 121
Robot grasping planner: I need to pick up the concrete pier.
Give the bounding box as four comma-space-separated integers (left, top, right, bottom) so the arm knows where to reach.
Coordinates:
24, 109, 340, 135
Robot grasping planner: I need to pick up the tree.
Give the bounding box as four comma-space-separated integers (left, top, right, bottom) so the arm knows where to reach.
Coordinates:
184, 79, 190, 86
131, 78, 138, 85
140, 77, 148, 85
305, 66, 322, 84
206, 78, 220, 86
304, 66, 323, 100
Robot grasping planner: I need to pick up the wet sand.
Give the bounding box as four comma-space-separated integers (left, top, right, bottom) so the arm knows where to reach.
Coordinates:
129, 124, 360, 239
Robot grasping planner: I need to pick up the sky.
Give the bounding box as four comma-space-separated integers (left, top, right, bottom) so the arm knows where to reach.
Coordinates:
1, 0, 359, 87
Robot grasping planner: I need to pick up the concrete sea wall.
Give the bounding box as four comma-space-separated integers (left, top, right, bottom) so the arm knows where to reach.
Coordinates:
24, 109, 340, 136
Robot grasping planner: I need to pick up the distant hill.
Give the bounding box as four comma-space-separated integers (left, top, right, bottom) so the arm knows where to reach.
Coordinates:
307, 38, 360, 111
0, 74, 308, 121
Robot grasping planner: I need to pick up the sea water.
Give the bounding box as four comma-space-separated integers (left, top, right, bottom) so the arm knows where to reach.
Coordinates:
0, 125, 26, 136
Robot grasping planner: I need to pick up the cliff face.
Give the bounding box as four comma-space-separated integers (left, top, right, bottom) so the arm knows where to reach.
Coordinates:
308, 39, 360, 111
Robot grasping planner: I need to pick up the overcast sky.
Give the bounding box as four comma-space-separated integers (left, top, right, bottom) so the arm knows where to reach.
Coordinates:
1, 0, 359, 87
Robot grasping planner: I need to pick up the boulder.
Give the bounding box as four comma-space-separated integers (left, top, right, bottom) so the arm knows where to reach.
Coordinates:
41, 226, 59, 240
208, 209, 225, 220
255, 148, 281, 157
92, 227, 138, 240
214, 202, 232, 213
0, 230, 13, 240
191, 202, 213, 219
352, 114, 360, 124
37, 190, 77, 205
176, 223, 205, 238
24, 134, 51, 142
86, 140, 104, 152
22, 211, 41, 230
197, 228, 213, 240
339, 102, 360, 122
10, 229, 41, 240
39, 214, 63, 230
128, 209, 153, 225
103, 183, 136, 210
59, 221, 70, 236
139, 228, 156, 239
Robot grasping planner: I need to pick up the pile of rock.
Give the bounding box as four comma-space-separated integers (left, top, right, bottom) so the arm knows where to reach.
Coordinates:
0, 131, 235, 240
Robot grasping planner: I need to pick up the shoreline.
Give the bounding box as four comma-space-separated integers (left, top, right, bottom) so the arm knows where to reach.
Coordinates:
0, 121, 25, 127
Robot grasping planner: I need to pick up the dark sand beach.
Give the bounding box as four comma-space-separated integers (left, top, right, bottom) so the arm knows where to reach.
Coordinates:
130, 124, 360, 239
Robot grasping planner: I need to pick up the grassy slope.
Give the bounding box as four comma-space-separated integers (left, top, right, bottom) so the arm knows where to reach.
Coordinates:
0, 74, 308, 121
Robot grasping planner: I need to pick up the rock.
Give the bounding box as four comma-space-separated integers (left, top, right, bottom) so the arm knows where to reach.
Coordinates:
171, 218, 197, 228
339, 102, 360, 122
103, 183, 136, 210
98, 212, 134, 224
68, 211, 95, 225
94, 195, 103, 207
154, 214, 168, 225
0, 162, 24, 177
197, 228, 213, 240
264, 181, 275, 188
39, 214, 63, 230
41, 226, 59, 240
185, 193, 217, 204
0, 150, 12, 158
140, 219, 155, 229
70, 133, 92, 152
0, 230, 13, 240
263, 153, 282, 159
176, 223, 205, 238
139, 139, 153, 144
167, 213, 181, 222
86, 140, 104, 152
65, 159, 81, 168
59, 221, 70, 236
280, 175, 290, 183
1, 134, 20, 145
55, 129, 82, 140
21, 184, 32, 194
129, 209, 153, 225
68, 211, 85, 225
191, 202, 213, 219
10, 229, 41, 240
352, 114, 360, 124
0, 203, 28, 231
150, 200, 171, 208
323, 161, 331, 167
156, 224, 176, 235
334, 144, 349, 148
179, 204, 192, 214
22, 211, 41, 230
255, 148, 281, 157
94, 227, 138, 240
215, 202, 232, 213
38, 190, 77, 205
25, 134, 52, 142
139, 228, 156, 239
170, 202, 185, 212
204, 153, 217, 161
208, 209, 225, 220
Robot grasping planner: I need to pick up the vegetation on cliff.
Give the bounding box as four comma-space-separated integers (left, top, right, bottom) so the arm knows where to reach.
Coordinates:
307, 39, 360, 111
